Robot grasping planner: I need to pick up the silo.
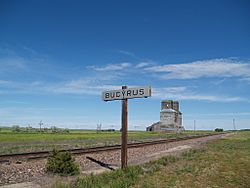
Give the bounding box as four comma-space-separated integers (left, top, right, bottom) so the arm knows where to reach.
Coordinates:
173, 101, 179, 112
161, 100, 173, 110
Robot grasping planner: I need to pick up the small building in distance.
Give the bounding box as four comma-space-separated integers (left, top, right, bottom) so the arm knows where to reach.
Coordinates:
146, 100, 184, 132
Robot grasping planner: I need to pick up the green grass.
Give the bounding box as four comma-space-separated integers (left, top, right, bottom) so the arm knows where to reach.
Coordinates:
77, 166, 143, 188
54, 131, 250, 188
50, 181, 71, 188
0, 129, 214, 143
133, 131, 250, 188
0, 128, 215, 154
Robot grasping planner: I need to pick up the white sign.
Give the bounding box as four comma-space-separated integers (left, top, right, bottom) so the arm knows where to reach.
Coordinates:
102, 86, 151, 101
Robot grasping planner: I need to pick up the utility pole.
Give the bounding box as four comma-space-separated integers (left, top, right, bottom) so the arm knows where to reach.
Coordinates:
194, 120, 196, 133
96, 123, 102, 132
134, 125, 139, 131
233, 118, 236, 131
39, 120, 43, 132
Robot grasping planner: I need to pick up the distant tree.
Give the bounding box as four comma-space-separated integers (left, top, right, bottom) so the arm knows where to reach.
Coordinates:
12, 125, 21, 132
63, 128, 70, 133
51, 126, 58, 133
25, 125, 33, 133
215, 128, 223, 132
43, 127, 49, 133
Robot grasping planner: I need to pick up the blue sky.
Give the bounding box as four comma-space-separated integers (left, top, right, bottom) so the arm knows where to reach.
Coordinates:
0, 0, 250, 130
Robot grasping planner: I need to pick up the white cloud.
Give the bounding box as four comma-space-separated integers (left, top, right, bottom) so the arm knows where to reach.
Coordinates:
38, 75, 122, 95
145, 58, 250, 80
118, 50, 135, 57
0, 80, 11, 85
152, 86, 187, 97
152, 86, 246, 102
240, 77, 250, 84
212, 78, 227, 85
135, 61, 154, 68
1, 50, 248, 104
185, 112, 250, 117
1, 79, 247, 103
0, 100, 26, 104
176, 95, 243, 102
0, 57, 27, 72
0, 73, 122, 96
89, 62, 131, 71
52, 83, 121, 95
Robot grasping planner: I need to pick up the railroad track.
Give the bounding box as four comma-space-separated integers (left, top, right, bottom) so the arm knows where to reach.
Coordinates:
0, 133, 225, 162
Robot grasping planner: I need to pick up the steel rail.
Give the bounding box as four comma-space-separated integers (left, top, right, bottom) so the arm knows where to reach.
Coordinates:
0, 133, 225, 161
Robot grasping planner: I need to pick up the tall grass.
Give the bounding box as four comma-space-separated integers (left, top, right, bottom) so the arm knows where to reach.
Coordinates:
76, 155, 179, 188
77, 166, 143, 188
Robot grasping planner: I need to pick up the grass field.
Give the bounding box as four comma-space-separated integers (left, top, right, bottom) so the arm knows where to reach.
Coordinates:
0, 128, 214, 154
55, 131, 250, 188
132, 131, 250, 188
0, 128, 214, 142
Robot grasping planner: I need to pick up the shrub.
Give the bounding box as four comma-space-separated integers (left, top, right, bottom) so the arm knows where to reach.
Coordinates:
63, 128, 70, 133
215, 128, 223, 132
46, 149, 79, 176
50, 126, 69, 134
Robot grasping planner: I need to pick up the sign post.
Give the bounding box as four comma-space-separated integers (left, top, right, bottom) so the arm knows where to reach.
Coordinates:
102, 86, 151, 169
121, 86, 128, 169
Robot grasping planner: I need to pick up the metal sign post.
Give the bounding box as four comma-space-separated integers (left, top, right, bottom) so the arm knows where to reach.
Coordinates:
102, 85, 151, 169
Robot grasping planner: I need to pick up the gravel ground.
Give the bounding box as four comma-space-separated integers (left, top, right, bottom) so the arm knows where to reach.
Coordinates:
0, 133, 231, 187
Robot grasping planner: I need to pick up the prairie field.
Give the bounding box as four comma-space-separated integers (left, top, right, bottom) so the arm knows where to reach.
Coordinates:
0, 127, 214, 154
